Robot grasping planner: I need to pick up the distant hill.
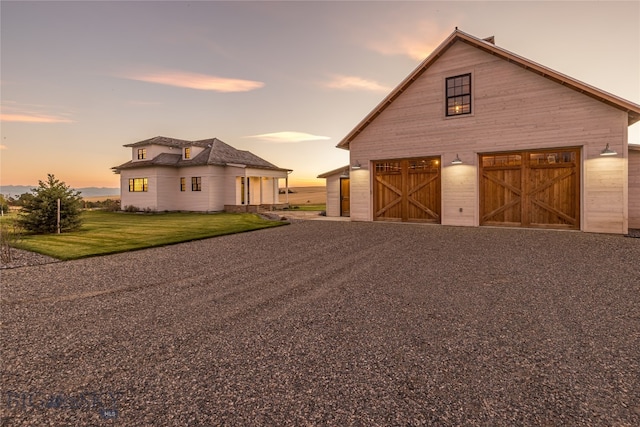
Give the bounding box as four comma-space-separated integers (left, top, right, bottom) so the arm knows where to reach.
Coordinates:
1, 185, 119, 199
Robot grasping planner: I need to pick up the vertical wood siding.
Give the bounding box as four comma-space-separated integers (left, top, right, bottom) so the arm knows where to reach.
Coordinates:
323, 173, 341, 217
348, 41, 629, 232
628, 149, 640, 228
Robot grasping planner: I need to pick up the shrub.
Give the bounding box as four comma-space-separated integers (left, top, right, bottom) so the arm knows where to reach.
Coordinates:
17, 174, 83, 234
0, 195, 9, 215
83, 198, 121, 211
0, 222, 23, 263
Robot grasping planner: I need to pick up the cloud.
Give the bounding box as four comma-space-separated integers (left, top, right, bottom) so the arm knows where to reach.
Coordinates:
0, 113, 74, 123
1, 101, 75, 123
324, 75, 392, 92
368, 38, 439, 62
123, 70, 264, 92
245, 131, 331, 143
365, 23, 451, 61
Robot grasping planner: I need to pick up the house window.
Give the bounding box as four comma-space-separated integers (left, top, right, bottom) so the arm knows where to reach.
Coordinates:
128, 178, 148, 192
137, 148, 147, 160
446, 73, 471, 116
184, 147, 191, 159
180, 177, 186, 192
191, 177, 202, 191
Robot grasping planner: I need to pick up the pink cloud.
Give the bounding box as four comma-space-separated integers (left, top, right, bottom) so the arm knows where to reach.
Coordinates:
324, 75, 391, 92
246, 131, 330, 143
0, 113, 74, 123
124, 70, 265, 92
364, 22, 452, 61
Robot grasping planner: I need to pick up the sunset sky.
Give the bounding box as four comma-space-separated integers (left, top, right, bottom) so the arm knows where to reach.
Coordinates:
1, 1, 639, 189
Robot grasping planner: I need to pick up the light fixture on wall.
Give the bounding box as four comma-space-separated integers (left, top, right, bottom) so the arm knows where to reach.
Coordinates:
351, 161, 362, 170
451, 154, 463, 165
600, 143, 617, 156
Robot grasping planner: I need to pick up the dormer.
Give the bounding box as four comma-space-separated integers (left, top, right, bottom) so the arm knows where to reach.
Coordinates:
183, 145, 206, 160
130, 143, 170, 162
136, 147, 147, 160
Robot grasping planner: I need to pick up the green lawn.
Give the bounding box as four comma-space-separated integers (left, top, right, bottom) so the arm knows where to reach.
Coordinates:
3, 210, 286, 260
286, 204, 326, 211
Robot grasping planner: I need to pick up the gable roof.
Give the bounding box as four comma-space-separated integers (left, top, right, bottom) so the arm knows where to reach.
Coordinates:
337, 29, 640, 150
113, 136, 291, 172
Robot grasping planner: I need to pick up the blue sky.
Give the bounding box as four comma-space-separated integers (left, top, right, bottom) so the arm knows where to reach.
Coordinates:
1, 1, 639, 188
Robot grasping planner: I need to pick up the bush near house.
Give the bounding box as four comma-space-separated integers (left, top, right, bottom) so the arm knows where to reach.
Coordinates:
17, 174, 83, 234
0, 217, 22, 263
0, 194, 9, 215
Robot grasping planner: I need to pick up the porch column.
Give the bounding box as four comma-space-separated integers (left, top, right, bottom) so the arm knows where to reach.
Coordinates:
285, 174, 289, 204
244, 171, 249, 205
273, 178, 279, 203
259, 177, 264, 205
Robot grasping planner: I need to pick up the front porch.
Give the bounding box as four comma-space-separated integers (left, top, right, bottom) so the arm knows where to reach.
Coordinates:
224, 203, 289, 213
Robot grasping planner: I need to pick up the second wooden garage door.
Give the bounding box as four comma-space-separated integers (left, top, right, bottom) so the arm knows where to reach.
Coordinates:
480, 148, 580, 229
374, 157, 441, 222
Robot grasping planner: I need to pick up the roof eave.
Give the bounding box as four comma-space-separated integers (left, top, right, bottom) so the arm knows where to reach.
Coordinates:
318, 165, 350, 178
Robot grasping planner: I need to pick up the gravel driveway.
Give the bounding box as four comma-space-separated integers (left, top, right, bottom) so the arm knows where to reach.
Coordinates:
1, 221, 639, 426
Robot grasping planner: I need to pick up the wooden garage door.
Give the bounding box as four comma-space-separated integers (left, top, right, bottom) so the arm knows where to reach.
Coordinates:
480, 148, 580, 229
374, 158, 441, 222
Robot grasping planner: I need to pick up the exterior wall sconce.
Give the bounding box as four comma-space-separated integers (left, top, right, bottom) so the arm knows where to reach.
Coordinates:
451, 154, 463, 165
600, 143, 617, 156
351, 161, 362, 170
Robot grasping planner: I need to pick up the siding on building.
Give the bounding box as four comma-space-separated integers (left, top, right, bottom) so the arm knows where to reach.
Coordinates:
347, 41, 629, 233
115, 137, 290, 212
318, 166, 348, 217
629, 148, 640, 229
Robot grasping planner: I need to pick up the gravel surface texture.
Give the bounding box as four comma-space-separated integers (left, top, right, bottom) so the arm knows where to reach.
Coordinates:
1, 221, 639, 426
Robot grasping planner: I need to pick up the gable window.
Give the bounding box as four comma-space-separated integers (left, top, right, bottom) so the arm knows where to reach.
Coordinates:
137, 148, 147, 160
191, 177, 202, 191
128, 178, 148, 192
180, 177, 186, 192
184, 147, 191, 159
446, 73, 471, 116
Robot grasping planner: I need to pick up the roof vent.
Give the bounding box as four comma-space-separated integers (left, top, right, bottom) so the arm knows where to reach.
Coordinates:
483, 36, 495, 44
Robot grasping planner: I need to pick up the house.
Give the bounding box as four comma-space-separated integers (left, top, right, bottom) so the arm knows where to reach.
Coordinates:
320, 29, 640, 234
112, 136, 291, 212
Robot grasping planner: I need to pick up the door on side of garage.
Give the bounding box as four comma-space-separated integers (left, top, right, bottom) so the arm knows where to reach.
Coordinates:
480, 148, 580, 229
340, 178, 350, 217
374, 157, 441, 223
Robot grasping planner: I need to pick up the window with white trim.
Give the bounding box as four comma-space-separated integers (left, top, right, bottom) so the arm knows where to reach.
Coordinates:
191, 177, 202, 191
128, 178, 148, 192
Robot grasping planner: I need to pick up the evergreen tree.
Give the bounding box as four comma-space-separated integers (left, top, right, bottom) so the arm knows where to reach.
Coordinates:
17, 174, 83, 233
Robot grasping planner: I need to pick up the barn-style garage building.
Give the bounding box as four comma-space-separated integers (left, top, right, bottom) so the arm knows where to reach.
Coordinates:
322, 29, 640, 234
